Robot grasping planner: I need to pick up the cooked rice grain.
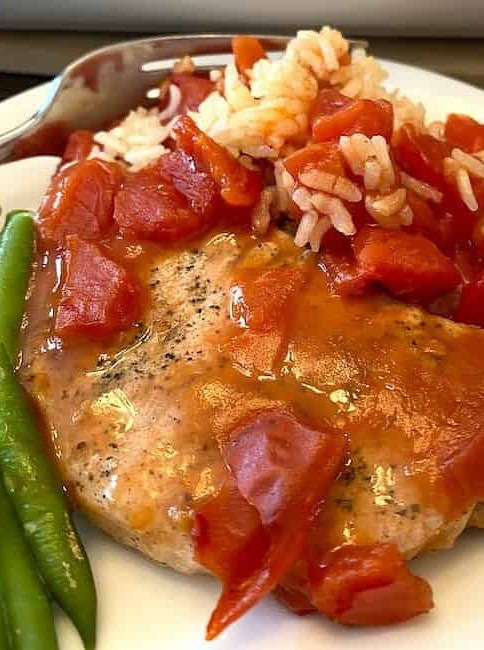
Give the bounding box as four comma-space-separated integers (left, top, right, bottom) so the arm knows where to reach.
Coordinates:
251, 187, 277, 234
400, 171, 443, 203
294, 210, 319, 246
311, 192, 356, 235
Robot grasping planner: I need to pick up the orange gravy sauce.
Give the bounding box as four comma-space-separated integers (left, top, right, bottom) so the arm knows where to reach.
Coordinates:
20, 227, 484, 547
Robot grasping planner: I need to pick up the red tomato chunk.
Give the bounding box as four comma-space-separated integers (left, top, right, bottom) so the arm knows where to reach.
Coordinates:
38, 159, 122, 245
309, 544, 433, 626
62, 130, 95, 164
55, 236, 140, 340
320, 247, 368, 296
455, 270, 484, 327
311, 89, 393, 142
232, 36, 267, 74
173, 116, 262, 207
194, 410, 345, 640
284, 142, 346, 179
393, 124, 451, 190
113, 160, 216, 243
445, 114, 484, 154
169, 73, 215, 113
158, 149, 219, 216
354, 227, 461, 304
232, 266, 306, 332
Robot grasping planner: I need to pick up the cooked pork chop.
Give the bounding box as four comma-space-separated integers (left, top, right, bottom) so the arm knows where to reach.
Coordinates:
21, 228, 484, 574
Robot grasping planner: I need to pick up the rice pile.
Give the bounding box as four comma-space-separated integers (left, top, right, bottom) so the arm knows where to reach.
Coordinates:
87, 25, 484, 250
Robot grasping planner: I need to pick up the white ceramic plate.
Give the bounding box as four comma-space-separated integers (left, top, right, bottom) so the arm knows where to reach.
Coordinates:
1, 59, 484, 650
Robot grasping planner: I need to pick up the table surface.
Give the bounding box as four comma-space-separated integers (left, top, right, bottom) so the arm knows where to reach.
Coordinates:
2, 30, 484, 102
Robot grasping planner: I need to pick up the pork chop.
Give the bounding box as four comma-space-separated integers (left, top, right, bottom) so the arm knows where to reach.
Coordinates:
20, 228, 484, 574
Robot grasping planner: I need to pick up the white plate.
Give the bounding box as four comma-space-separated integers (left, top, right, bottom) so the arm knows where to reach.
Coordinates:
1, 60, 484, 650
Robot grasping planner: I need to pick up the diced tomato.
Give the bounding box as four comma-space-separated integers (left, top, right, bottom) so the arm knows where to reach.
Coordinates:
445, 114, 484, 154
225, 266, 306, 377
158, 150, 220, 217
311, 90, 393, 143
284, 142, 346, 179
55, 236, 140, 340
13, 121, 69, 160
406, 194, 476, 261
393, 124, 452, 190
319, 249, 369, 296
173, 116, 262, 207
231, 266, 306, 332
232, 36, 267, 74
38, 158, 123, 245
454, 270, 484, 327
308, 544, 433, 625
169, 73, 215, 113
113, 162, 214, 243
194, 411, 345, 639
405, 191, 444, 247
62, 130, 95, 164
354, 227, 461, 304
309, 88, 352, 130
319, 231, 369, 295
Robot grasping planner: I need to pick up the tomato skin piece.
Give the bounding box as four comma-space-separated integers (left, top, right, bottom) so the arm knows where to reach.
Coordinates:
173, 116, 262, 207
404, 191, 446, 248
445, 114, 484, 154
231, 266, 306, 332
319, 250, 369, 296
454, 270, 484, 327
309, 544, 433, 626
225, 266, 306, 378
284, 142, 346, 179
62, 130, 94, 164
232, 36, 267, 73
354, 227, 461, 304
158, 149, 220, 217
194, 410, 345, 640
169, 73, 214, 113
38, 158, 123, 245
312, 91, 393, 142
113, 162, 214, 243
55, 236, 140, 340
393, 124, 452, 190
309, 88, 352, 130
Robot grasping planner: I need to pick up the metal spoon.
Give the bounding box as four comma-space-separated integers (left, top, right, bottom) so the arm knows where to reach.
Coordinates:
0, 33, 367, 163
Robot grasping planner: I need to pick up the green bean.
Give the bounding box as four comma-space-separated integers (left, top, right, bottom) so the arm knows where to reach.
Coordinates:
0, 594, 12, 650
0, 475, 58, 650
0, 345, 97, 650
0, 211, 35, 363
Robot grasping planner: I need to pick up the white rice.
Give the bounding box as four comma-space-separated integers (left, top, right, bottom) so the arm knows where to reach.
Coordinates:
159, 84, 183, 121
81, 25, 481, 252
294, 210, 319, 246
309, 216, 332, 252
310, 192, 356, 236
371, 188, 407, 218
452, 148, 484, 179
90, 103, 179, 172
299, 169, 362, 202
443, 149, 483, 212
456, 168, 478, 211
292, 186, 314, 212
339, 134, 395, 191
365, 189, 414, 227
400, 171, 443, 203
251, 187, 277, 234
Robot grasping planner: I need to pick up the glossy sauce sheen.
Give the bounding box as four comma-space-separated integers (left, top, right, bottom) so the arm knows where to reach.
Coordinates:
20, 228, 484, 575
